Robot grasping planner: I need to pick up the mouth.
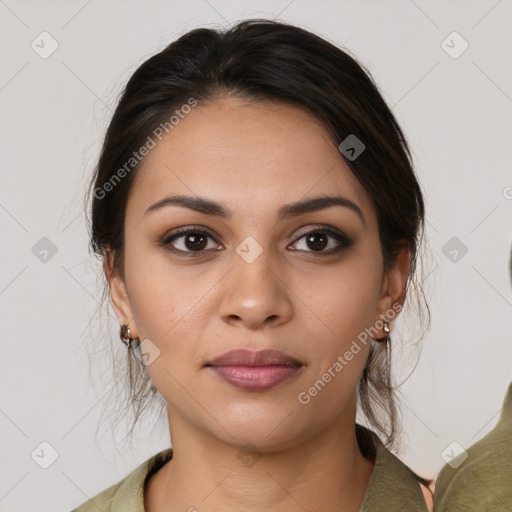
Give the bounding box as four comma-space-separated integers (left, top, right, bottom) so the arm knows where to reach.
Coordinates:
205, 348, 303, 367
204, 349, 304, 391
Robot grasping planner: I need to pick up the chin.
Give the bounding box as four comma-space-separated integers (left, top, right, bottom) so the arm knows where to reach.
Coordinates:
210, 409, 311, 454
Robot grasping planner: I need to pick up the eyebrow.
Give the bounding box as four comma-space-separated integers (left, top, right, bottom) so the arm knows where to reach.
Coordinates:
144, 194, 365, 226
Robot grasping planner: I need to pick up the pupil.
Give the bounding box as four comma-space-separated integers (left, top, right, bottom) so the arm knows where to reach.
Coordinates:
186, 233, 207, 250
308, 233, 327, 251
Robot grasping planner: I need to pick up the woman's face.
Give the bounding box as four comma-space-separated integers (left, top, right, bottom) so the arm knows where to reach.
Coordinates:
107, 97, 408, 451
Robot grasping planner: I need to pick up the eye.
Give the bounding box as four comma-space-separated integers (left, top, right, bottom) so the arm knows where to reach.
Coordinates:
161, 227, 222, 255
289, 227, 353, 254
160, 225, 353, 257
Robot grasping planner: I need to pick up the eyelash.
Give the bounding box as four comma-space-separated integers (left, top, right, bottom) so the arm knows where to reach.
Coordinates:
159, 225, 353, 257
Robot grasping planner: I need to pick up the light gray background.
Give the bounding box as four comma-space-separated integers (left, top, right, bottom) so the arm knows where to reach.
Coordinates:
1, 1, 511, 511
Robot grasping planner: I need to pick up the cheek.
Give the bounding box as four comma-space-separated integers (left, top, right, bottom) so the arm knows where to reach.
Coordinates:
297, 257, 381, 344
124, 245, 218, 377
123, 242, 198, 344
126, 273, 211, 404
293, 282, 377, 423
293, 257, 381, 387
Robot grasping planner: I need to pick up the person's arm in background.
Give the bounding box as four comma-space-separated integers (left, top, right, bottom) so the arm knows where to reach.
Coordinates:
432, 244, 512, 510
432, 381, 512, 510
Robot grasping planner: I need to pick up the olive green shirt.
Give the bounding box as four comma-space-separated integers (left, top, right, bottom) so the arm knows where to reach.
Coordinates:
433, 381, 512, 512
71, 423, 428, 511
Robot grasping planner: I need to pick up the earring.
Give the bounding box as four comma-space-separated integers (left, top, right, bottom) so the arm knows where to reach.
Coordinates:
382, 320, 391, 375
120, 324, 133, 348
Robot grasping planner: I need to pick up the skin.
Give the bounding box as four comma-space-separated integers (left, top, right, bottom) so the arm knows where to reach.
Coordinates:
105, 96, 412, 512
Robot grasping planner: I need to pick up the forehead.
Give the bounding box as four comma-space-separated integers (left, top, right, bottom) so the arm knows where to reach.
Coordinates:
127, 97, 375, 224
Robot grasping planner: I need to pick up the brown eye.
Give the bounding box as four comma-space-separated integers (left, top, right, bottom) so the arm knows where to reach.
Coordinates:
289, 228, 353, 254
162, 228, 222, 254
182, 232, 208, 251
305, 232, 328, 251
161, 226, 352, 257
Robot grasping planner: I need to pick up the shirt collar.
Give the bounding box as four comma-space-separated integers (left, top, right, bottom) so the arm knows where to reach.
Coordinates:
109, 424, 428, 511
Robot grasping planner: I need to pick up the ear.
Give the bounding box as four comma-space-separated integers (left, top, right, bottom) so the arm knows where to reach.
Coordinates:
376, 241, 410, 330
103, 248, 138, 338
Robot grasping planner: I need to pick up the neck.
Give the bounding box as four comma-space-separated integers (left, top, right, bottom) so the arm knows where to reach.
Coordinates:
145, 404, 375, 512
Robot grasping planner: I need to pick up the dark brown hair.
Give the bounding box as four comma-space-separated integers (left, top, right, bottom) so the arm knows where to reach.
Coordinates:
85, 18, 431, 486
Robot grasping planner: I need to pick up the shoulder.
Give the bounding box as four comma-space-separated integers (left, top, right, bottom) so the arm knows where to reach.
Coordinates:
356, 424, 430, 512
433, 381, 512, 511
69, 448, 174, 512
71, 480, 122, 512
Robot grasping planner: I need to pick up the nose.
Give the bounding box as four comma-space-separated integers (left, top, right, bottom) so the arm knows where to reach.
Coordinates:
218, 247, 293, 330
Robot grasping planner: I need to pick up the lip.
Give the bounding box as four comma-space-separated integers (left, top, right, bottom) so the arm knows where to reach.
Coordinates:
205, 349, 304, 391
206, 348, 303, 367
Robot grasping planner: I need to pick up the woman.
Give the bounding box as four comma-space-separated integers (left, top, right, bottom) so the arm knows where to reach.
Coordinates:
73, 19, 434, 511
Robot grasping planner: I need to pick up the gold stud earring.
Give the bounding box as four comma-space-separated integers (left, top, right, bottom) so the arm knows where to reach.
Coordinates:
120, 324, 133, 348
